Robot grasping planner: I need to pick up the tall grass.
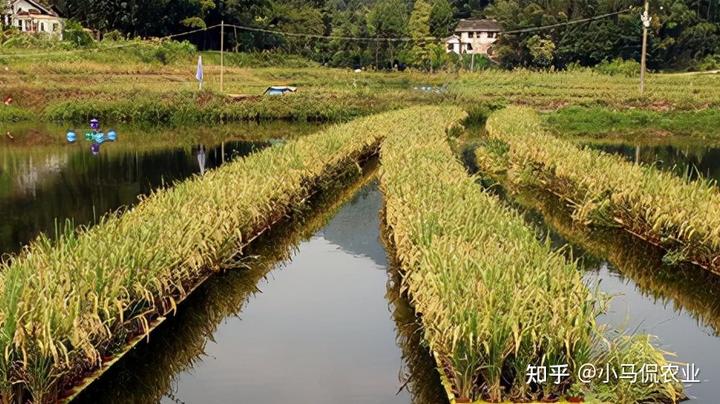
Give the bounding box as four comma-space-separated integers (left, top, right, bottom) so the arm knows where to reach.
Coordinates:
0, 112, 386, 402
485, 106, 720, 274
42, 91, 399, 124
379, 106, 682, 402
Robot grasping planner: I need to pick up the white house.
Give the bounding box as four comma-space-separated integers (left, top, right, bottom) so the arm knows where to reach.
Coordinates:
445, 19, 502, 55
1, 0, 64, 39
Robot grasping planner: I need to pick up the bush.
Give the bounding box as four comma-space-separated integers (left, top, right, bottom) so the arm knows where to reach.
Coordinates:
595, 58, 641, 77
63, 20, 94, 47
696, 54, 720, 71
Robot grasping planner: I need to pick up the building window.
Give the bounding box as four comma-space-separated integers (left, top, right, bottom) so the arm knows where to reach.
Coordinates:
40, 22, 45, 31
467, 44, 473, 51
53, 23, 59, 32
447, 43, 453, 51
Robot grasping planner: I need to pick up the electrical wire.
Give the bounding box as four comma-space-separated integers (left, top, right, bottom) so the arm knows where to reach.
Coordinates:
0, 8, 638, 59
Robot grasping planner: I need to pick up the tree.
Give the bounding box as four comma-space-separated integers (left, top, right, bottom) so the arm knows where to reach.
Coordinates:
408, 0, 432, 68
181, 0, 216, 29
429, 0, 455, 38
526, 35, 555, 68
367, 0, 408, 68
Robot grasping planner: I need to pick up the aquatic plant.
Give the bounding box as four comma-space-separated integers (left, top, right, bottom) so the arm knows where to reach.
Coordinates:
379, 106, 682, 402
485, 106, 720, 274
0, 112, 385, 402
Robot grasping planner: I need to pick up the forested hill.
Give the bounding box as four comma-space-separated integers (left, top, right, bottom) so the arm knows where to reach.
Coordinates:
35, 0, 720, 70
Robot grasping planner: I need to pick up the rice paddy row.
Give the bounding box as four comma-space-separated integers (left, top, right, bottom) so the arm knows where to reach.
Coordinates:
481, 106, 720, 274
378, 106, 681, 402
0, 114, 385, 402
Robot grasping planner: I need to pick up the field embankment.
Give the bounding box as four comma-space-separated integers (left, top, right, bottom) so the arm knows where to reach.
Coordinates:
0, 111, 391, 402
4, 55, 720, 126
544, 106, 720, 140
378, 106, 682, 402
479, 106, 720, 274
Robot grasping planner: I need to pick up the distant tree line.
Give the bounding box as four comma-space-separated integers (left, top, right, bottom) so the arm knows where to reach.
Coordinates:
35, 0, 720, 70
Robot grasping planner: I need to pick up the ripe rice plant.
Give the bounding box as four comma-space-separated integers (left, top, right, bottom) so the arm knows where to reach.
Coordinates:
0, 113, 386, 402
379, 106, 682, 402
484, 106, 720, 274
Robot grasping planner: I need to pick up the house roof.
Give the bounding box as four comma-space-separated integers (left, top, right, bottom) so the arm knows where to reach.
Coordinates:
444, 34, 460, 43
455, 19, 502, 32
11, 0, 59, 17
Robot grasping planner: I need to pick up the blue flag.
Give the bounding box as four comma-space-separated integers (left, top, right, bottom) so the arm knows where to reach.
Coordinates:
196, 55, 204, 89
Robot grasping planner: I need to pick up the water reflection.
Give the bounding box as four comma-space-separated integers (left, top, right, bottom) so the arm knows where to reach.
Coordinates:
505, 186, 720, 402
196, 145, 207, 175
385, 241, 449, 404
584, 140, 720, 184
0, 140, 268, 255
75, 171, 445, 404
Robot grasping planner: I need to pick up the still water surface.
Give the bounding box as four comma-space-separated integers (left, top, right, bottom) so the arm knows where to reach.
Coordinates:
0, 137, 269, 254
584, 140, 720, 184
75, 180, 447, 404
514, 189, 720, 403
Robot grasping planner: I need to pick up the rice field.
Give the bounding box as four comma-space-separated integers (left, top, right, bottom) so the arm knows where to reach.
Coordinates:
2, 96, 718, 403
0, 114, 384, 402
482, 106, 720, 274
378, 106, 681, 402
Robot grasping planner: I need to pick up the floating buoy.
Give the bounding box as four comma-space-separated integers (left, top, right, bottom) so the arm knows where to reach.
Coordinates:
90, 118, 100, 131
84, 132, 93, 141
66, 130, 77, 143
93, 132, 105, 144
107, 129, 117, 142
91, 142, 100, 155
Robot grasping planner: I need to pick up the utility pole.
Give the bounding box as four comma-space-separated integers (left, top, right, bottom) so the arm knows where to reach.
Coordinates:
220, 20, 225, 93
640, 0, 650, 95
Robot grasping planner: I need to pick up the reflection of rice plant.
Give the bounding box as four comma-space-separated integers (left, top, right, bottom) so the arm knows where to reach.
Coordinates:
0, 111, 385, 402
486, 106, 720, 274
380, 106, 681, 402
75, 159, 379, 403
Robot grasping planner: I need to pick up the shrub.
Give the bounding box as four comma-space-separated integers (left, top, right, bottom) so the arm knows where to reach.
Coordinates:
594, 58, 641, 77
63, 20, 94, 48
696, 54, 720, 71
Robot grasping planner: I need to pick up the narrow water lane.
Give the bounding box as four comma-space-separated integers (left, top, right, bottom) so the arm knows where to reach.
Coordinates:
75, 180, 446, 404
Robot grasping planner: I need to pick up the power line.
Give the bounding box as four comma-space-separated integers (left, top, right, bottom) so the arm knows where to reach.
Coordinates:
0, 8, 638, 59
225, 9, 636, 41
503, 8, 636, 34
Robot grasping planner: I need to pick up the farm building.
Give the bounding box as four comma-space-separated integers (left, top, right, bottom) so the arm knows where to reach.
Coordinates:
1, 0, 64, 39
445, 19, 502, 55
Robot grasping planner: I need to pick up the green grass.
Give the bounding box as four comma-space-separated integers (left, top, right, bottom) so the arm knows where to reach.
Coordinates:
41, 90, 406, 124
0, 106, 32, 123
4, 44, 720, 127
379, 106, 681, 402
544, 106, 720, 139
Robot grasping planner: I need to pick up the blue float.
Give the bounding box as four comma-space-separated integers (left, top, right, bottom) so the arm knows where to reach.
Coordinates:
66, 130, 77, 143
107, 129, 117, 142
93, 132, 105, 144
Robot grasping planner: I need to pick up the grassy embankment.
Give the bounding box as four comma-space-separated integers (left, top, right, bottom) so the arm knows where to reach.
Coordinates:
379, 106, 682, 403
0, 111, 388, 402
3, 43, 720, 127
544, 106, 720, 140
477, 106, 720, 274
